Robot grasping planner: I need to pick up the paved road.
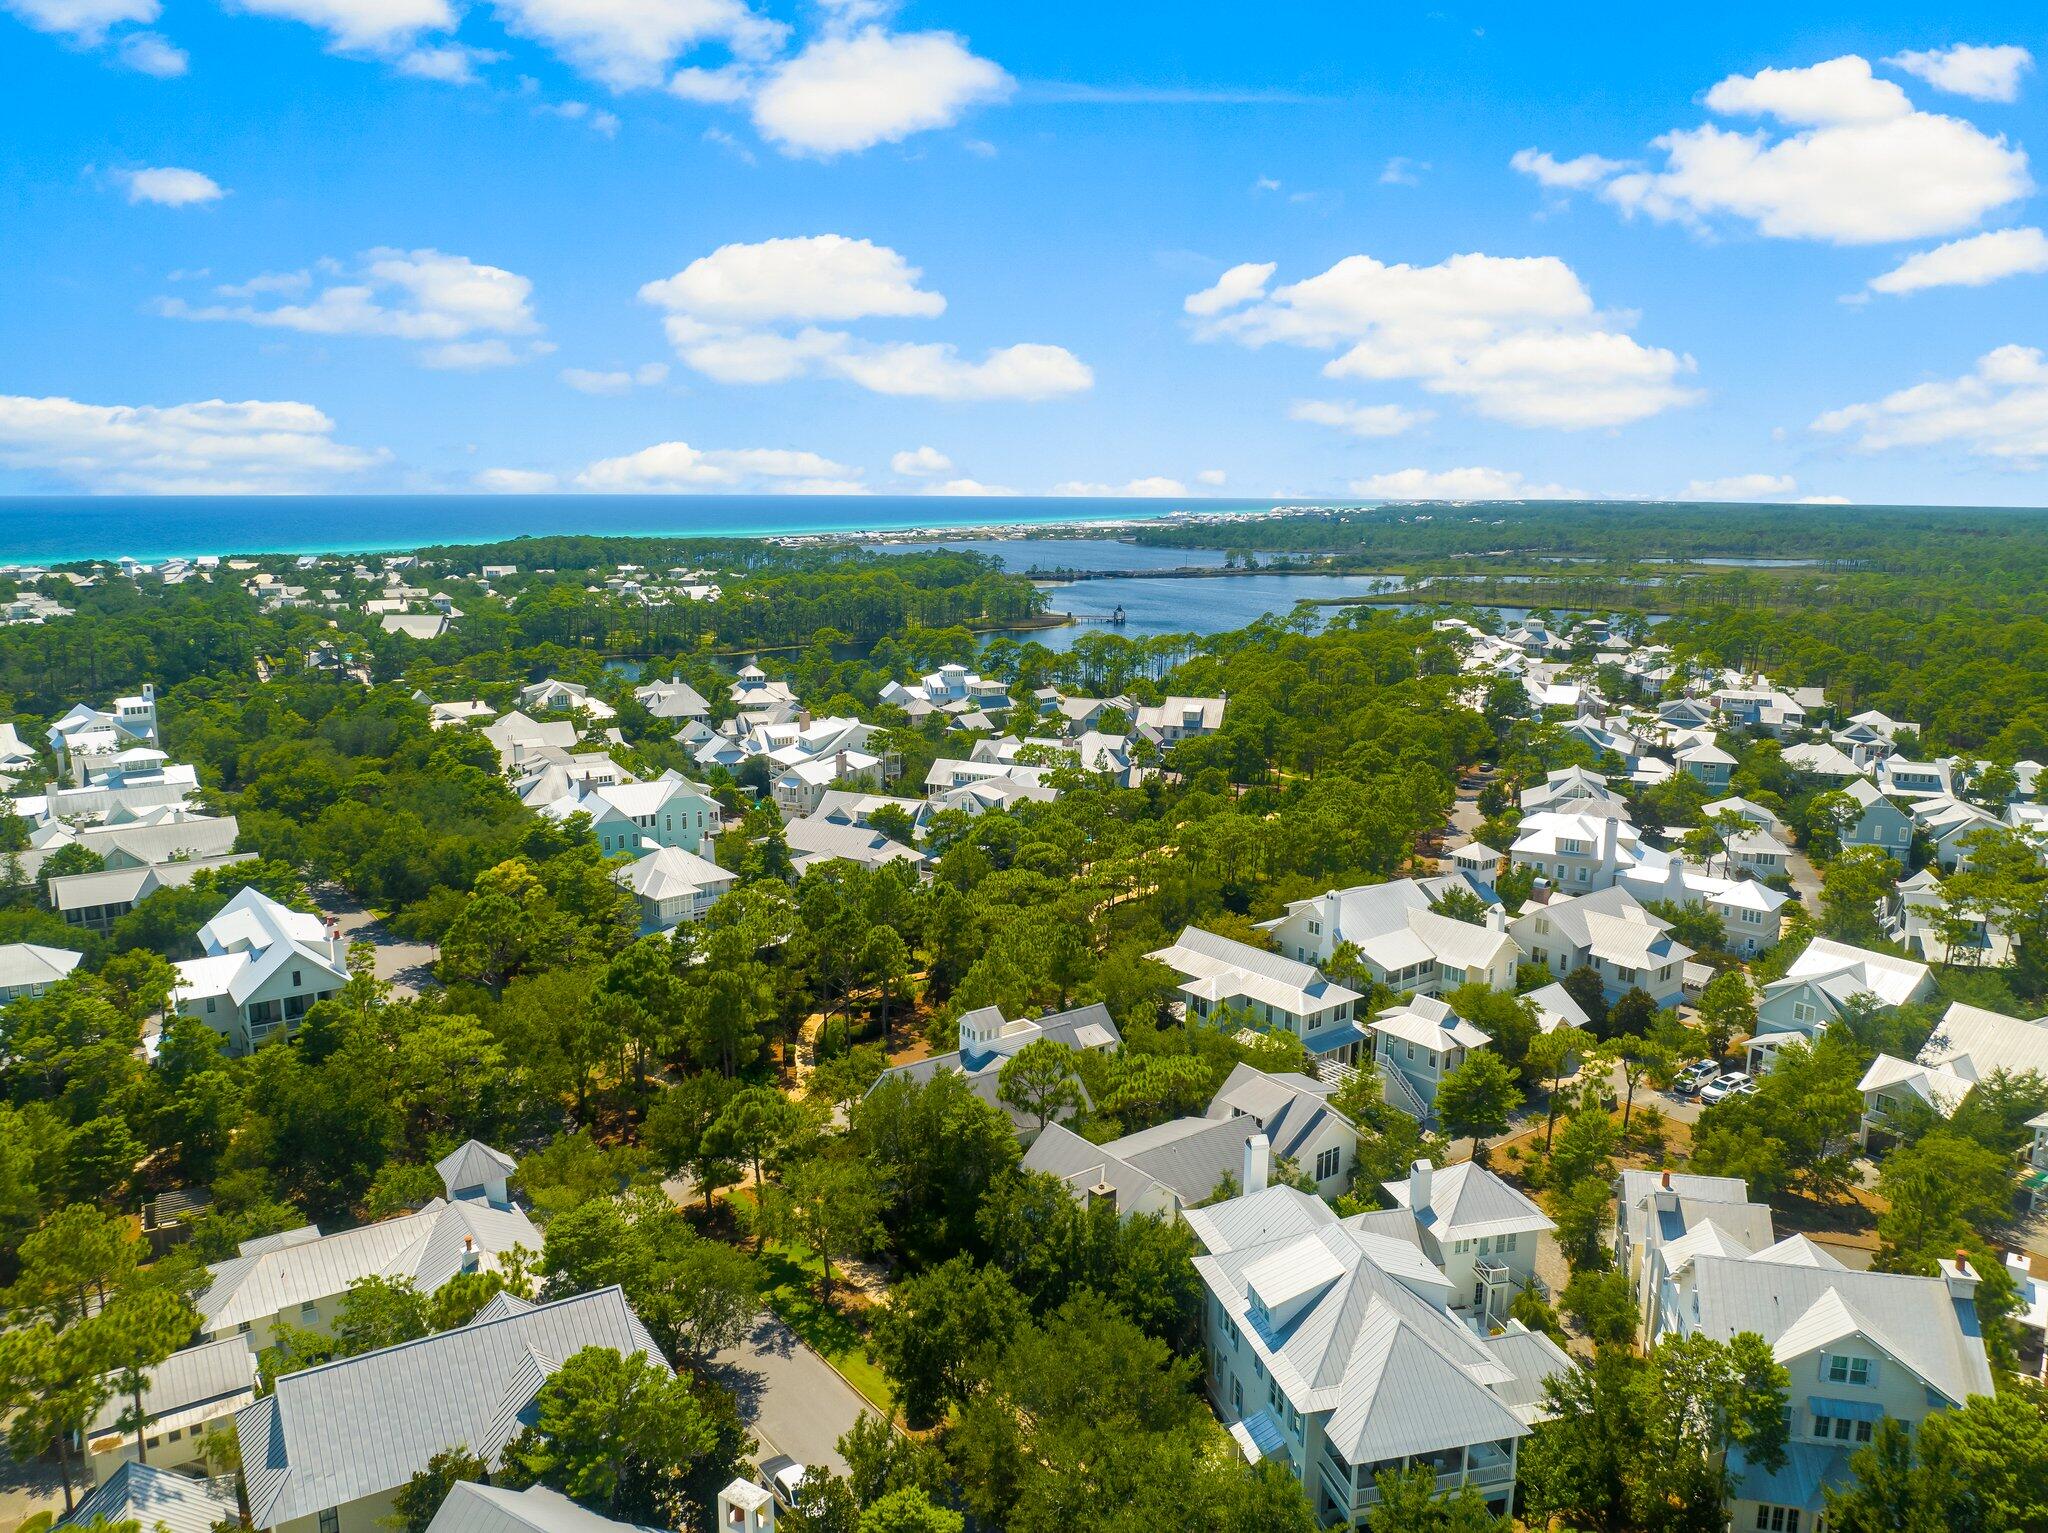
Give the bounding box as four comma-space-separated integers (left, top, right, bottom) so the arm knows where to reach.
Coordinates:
0, 1433, 65, 1533
315, 881, 437, 997
711, 1313, 876, 1477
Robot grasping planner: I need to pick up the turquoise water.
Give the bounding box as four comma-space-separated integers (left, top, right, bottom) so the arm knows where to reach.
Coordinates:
865, 537, 1230, 573
0, 494, 1304, 563
1023, 573, 1412, 649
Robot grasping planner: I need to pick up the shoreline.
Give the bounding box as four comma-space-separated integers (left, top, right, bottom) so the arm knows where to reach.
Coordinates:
0, 497, 1348, 566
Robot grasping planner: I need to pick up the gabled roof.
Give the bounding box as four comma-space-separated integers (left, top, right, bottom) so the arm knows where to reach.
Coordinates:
0, 942, 83, 989
1149, 926, 1361, 1017
88, 1334, 257, 1439
237, 1286, 663, 1528
1687, 1256, 1992, 1407
435, 1140, 518, 1197
613, 845, 734, 900
1370, 994, 1490, 1053
1207, 1063, 1351, 1163
1888, 1001, 2048, 1096
1772, 937, 1931, 1011
428, 1482, 662, 1533
1382, 1160, 1554, 1243
198, 1198, 540, 1331
1186, 1187, 1526, 1464
62, 1462, 241, 1533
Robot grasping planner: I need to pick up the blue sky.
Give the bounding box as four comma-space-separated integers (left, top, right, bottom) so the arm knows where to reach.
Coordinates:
2, 1, 2045, 504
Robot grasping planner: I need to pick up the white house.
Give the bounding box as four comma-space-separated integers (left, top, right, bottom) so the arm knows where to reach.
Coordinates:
231, 1287, 660, 1533
1748, 938, 1936, 1074
1148, 927, 1365, 1066
1188, 1180, 1570, 1526
517, 677, 616, 721
49, 687, 159, 782
1508, 886, 1692, 1006
1377, 1158, 1555, 1325
539, 770, 722, 857
1510, 811, 1644, 893
1857, 1001, 2048, 1149
1371, 996, 1490, 1124
170, 887, 351, 1055
197, 1194, 539, 1348
1658, 1239, 1991, 1533
867, 1002, 1122, 1137
84, 1335, 257, 1483
1885, 866, 2014, 967
1259, 876, 1518, 996
1022, 1068, 1359, 1215
784, 815, 926, 875
1134, 695, 1227, 745
0, 942, 83, 1005
632, 676, 710, 721
613, 845, 735, 933
1613, 1168, 1777, 1344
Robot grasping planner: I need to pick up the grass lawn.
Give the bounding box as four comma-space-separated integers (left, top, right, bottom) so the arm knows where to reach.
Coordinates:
730, 1191, 897, 1418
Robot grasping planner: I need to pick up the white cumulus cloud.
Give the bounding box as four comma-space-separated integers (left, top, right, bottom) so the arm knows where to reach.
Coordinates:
229, 0, 455, 54
1190, 250, 1694, 429
489, 0, 783, 92
1289, 399, 1431, 438
1865, 227, 2048, 296
1350, 467, 1582, 500
640, 234, 944, 323
3, 0, 153, 42
161, 248, 544, 368
0, 392, 382, 493
751, 27, 1011, 156
122, 167, 225, 206
922, 477, 1015, 496
576, 439, 858, 491
1051, 477, 1187, 497
642, 234, 1089, 401
1184, 262, 1275, 317
561, 362, 669, 393
1510, 149, 1628, 190
891, 445, 951, 476
475, 467, 559, 491
830, 341, 1090, 401
1521, 56, 2031, 245
1812, 344, 2048, 463
1195, 468, 1226, 486
1683, 473, 1798, 500
1886, 44, 2033, 103
116, 31, 186, 73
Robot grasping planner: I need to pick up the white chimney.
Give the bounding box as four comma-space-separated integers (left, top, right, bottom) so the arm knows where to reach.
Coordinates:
1242, 1133, 1271, 1196
1484, 904, 1506, 932
1408, 1158, 1434, 1214
1653, 1167, 1679, 1213
1941, 1249, 1982, 1304
716, 1478, 774, 1533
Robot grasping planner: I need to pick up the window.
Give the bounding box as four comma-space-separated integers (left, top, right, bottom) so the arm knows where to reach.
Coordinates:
1315, 1147, 1340, 1182
1793, 1001, 1816, 1024
1827, 1354, 1872, 1386
1268, 1379, 1283, 1414
320, 1511, 340, 1533
1501, 1232, 1518, 1252
1754, 1506, 1800, 1532
292, 968, 302, 988
300, 1300, 318, 1320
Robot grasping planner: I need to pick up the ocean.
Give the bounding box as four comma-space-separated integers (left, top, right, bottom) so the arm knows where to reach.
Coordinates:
0, 494, 1310, 564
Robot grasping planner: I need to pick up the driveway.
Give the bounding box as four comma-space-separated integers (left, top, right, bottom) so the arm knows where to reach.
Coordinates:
313, 881, 437, 997
711, 1313, 877, 1477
